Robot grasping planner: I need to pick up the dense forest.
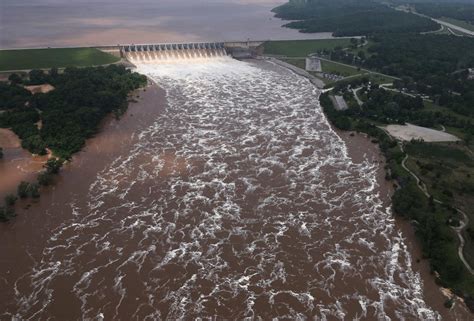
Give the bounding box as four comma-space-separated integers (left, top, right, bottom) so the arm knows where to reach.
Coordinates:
273, 0, 438, 36
412, 2, 474, 24
0, 65, 147, 159
320, 33, 474, 119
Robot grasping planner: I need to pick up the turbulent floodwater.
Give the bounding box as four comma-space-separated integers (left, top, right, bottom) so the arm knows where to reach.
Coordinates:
10, 58, 440, 319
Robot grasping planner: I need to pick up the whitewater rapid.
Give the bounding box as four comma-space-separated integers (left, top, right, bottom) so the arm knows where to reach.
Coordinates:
12, 57, 439, 320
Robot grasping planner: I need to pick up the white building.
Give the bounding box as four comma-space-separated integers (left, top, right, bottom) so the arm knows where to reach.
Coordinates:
305, 57, 322, 72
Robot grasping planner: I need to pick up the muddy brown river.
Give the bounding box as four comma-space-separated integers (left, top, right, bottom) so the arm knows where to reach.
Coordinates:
0, 58, 472, 319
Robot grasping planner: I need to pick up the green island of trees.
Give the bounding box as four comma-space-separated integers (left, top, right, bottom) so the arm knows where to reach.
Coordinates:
0, 65, 147, 159
0, 65, 147, 221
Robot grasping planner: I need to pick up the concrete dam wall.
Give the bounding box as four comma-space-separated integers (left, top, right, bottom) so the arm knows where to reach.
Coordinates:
119, 41, 264, 64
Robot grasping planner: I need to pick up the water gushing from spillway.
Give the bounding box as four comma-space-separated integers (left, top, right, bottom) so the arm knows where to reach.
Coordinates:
12, 58, 440, 319
123, 43, 228, 64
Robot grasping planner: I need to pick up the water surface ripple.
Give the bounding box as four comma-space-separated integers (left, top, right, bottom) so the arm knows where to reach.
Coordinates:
14, 58, 438, 320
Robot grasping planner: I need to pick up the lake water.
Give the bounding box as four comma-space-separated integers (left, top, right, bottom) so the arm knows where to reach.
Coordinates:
0, 0, 331, 48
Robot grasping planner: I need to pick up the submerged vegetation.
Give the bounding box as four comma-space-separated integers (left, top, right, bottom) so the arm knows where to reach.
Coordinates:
0, 65, 147, 159
0, 64, 147, 221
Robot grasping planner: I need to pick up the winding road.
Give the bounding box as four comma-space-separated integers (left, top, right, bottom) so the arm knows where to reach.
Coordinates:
400, 145, 474, 275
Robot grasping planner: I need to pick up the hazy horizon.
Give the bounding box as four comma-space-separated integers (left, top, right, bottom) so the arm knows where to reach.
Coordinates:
0, 0, 331, 48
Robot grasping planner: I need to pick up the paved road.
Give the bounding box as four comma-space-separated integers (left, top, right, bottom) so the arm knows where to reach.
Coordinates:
432, 18, 474, 37
352, 87, 363, 106
395, 6, 474, 37
399, 145, 474, 275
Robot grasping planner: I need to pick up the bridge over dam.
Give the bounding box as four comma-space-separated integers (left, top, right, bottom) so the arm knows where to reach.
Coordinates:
99, 41, 264, 64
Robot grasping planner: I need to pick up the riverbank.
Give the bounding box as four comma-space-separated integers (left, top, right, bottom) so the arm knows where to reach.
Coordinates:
0, 81, 167, 317
336, 128, 472, 319
0, 128, 48, 199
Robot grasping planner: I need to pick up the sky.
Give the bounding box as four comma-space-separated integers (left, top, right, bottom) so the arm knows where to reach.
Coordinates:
0, 0, 329, 48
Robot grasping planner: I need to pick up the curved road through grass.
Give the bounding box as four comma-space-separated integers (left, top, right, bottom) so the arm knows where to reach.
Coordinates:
400, 145, 474, 275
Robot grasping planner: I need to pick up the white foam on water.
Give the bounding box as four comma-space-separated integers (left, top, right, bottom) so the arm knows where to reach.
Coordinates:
13, 57, 440, 320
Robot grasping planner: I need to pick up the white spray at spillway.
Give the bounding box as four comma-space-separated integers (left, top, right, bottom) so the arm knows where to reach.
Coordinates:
123, 43, 228, 65
14, 57, 440, 320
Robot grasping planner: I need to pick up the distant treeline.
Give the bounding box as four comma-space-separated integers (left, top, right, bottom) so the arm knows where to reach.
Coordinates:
319, 33, 474, 119
0, 65, 147, 159
412, 2, 474, 24
272, 0, 438, 36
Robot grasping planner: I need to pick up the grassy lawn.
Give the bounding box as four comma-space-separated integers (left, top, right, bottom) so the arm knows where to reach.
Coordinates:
282, 58, 305, 69
264, 39, 353, 57
321, 60, 363, 77
439, 17, 474, 32
281, 57, 364, 77
282, 57, 395, 88
0, 48, 120, 71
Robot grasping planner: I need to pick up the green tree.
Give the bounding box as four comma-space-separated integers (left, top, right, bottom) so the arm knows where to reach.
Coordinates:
17, 181, 30, 199
28, 183, 40, 198
28, 69, 48, 85
8, 73, 23, 85
50, 67, 59, 79
44, 158, 63, 174
4, 194, 17, 207
37, 171, 54, 186
0, 206, 15, 222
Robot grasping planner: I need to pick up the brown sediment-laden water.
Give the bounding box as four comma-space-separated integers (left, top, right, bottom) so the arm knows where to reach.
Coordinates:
0, 58, 472, 319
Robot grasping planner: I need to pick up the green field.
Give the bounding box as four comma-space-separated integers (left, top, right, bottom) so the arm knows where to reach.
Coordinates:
321, 60, 363, 77
0, 48, 120, 71
281, 57, 395, 86
264, 39, 353, 57
439, 17, 474, 32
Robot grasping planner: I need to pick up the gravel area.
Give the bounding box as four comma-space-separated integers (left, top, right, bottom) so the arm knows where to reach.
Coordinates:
384, 123, 460, 142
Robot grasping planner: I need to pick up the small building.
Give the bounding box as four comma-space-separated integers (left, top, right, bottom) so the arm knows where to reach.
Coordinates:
330, 95, 349, 111
305, 57, 322, 72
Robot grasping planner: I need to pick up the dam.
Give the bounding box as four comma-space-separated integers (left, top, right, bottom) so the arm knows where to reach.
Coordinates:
113, 41, 264, 64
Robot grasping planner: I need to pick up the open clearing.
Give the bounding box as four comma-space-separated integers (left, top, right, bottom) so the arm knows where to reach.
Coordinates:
264, 39, 352, 57
384, 123, 460, 142
24, 84, 55, 94
0, 48, 119, 71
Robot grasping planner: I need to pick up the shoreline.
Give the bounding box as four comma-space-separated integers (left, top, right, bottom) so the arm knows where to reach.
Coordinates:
1, 60, 470, 318
333, 123, 471, 319
0, 81, 167, 316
